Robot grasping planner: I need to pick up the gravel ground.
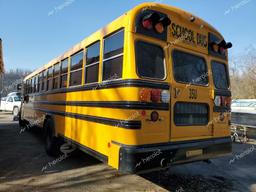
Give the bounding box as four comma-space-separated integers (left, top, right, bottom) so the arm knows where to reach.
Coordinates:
0, 112, 256, 192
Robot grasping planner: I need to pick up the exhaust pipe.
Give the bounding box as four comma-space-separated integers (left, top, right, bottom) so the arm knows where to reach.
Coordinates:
160, 158, 168, 167
204, 159, 211, 164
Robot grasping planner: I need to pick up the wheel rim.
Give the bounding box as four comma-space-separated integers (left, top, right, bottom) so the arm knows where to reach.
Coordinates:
13, 108, 19, 116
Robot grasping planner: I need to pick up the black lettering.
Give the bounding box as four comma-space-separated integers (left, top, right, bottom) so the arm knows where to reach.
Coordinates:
196, 33, 208, 48
189, 89, 197, 99
171, 23, 197, 45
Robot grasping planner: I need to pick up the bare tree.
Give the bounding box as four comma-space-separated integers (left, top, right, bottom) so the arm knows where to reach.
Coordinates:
230, 45, 256, 99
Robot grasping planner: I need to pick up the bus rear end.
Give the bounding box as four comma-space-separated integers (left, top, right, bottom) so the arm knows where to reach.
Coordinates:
118, 3, 232, 173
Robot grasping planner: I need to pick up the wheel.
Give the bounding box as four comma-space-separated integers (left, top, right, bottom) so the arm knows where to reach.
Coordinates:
18, 111, 26, 127
13, 107, 19, 116
44, 119, 61, 157
231, 135, 235, 142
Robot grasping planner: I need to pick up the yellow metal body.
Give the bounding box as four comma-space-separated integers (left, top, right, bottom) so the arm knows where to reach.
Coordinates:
21, 3, 231, 170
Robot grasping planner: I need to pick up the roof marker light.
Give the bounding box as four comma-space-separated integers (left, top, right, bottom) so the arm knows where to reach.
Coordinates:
141, 13, 171, 33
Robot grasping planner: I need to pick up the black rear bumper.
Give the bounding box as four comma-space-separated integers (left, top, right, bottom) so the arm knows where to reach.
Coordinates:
119, 137, 232, 173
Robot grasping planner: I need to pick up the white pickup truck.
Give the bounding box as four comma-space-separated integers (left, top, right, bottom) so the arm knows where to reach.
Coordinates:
0, 95, 21, 116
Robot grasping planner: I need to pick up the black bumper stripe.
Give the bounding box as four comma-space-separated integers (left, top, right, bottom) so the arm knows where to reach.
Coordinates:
33, 101, 169, 111
34, 108, 141, 129
118, 137, 231, 173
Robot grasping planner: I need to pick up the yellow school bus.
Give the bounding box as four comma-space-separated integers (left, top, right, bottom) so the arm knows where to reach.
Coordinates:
20, 3, 232, 173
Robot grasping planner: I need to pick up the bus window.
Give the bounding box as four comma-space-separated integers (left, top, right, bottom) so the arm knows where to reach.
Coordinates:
85, 41, 100, 84
32, 77, 35, 93
70, 51, 83, 86
25, 80, 29, 94
173, 50, 208, 85
211, 61, 229, 90
29, 79, 32, 93
46, 67, 53, 91
60, 58, 68, 88
103, 29, 124, 81
136, 41, 165, 79
53, 63, 60, 89
42, 70, 47, 91
38, 72, 42, 92
35, 75, 39, 92
60, 59, 68, 88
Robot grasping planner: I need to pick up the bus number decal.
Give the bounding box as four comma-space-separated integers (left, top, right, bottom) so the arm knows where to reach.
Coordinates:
189, 89, 197, 99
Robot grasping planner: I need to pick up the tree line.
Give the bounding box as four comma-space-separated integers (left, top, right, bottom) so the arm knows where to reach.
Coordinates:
230, 45, 256, 99
0, 69, 31, 97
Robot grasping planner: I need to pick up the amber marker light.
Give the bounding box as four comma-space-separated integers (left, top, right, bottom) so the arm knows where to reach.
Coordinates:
140, 88, 152, 102
155, 22, 164, 34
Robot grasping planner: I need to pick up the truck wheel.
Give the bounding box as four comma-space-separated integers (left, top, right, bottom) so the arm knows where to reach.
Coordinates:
44, 119, 61, 157
13, 107, 19, 116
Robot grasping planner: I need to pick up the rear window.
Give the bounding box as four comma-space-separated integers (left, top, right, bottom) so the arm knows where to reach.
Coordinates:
173, 50, 208, 85
211, 61, 229, 90
136, 41, 165, 79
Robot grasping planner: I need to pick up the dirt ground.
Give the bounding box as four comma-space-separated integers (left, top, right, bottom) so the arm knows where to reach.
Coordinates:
0, 112, 256, 192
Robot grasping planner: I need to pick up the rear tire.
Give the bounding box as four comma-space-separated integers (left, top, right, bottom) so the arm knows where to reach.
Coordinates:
18, 112, 26, 127
44, 119, 61, 157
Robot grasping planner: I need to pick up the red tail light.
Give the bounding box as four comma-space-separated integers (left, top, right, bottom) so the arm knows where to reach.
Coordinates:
139, 89, 161, 103
220, 96, 231, 108
151, 89, 161, 103
210, 40, 232, 55
219, 47, 226, 55
142, 13, 158, 30
141, 12, 171, 33
142, 19, 153, 30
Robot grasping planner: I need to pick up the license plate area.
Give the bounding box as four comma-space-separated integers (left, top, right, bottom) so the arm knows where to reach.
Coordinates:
186, 149, 203, 158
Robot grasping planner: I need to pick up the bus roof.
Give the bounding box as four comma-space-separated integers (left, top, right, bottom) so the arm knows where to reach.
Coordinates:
24, 2, 223, 81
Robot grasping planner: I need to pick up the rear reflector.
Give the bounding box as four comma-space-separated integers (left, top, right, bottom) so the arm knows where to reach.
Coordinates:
151, 111, 159, 122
